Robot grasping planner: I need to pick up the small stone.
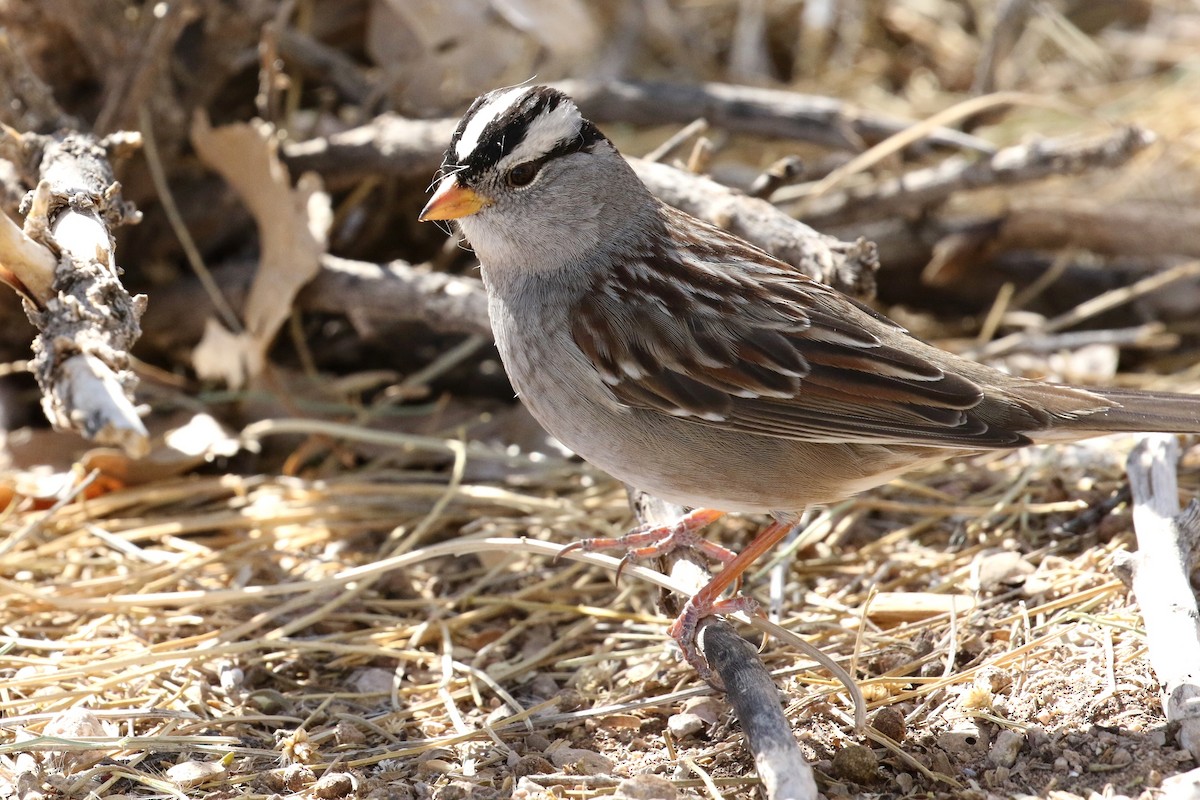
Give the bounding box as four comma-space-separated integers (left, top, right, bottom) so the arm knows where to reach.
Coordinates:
349, 667, 395, 694
937, 730, 987, 754
334, 721, 366, 746
1110, 747, 1133, 767
681, 696, 723, 723
266, 764, 315, 792
831, 744, 878, 783
434, 781, 499, 800
546, 744, 613, 775
615, 774, 679, 799
434, 782, 468, 800
929, 749, 954, 777
869, 707, 906, 742
529, 673, 558, 699
975, 550, 1033, 591
513, 776, 550, 799
166, 760, 226, 788
974, 666, 1013, 695
556, 689, 584, 712
987, 766, 1010, 785
667, 712, 705, 739
217, 660, 245, 693
1025, 724, 1049, 750
512, 755, 554, 777
313, 772, 355, 799
989, 729, 1025, 768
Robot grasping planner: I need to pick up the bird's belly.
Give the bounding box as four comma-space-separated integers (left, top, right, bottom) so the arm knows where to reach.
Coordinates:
515, 366, 932, 513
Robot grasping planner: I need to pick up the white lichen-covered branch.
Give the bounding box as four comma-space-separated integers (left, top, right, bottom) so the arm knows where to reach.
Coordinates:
0, 128, 148, 456
1119, 434, 1200, 762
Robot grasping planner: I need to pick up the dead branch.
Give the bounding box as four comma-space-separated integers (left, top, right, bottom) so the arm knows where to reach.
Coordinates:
780, 127, 1155, 228
997, 198, 1200, 259
701, 623, 820, 800
971, 0, 1033, 96
281, 116, 456, 187
963, 260, 1200, 360
303, 255, 492, 338
1, 130, 148, 455
0, 29, 80, 134
554, 79, 993, 154
630, 159, 879, 298
275, 25, 375, 107
142, 255, 492, 354
1116, 434, 1200, 762
631, 490, 817, 800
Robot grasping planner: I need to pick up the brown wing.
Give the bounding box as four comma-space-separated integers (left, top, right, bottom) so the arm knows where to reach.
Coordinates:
571, 208, 1038, 449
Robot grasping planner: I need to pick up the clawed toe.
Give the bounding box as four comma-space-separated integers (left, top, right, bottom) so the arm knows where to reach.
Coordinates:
668, 593, 762, 679
556, 508, 728, 578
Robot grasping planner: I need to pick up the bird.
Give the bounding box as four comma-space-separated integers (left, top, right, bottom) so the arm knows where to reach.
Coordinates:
419, 84, 1200, 676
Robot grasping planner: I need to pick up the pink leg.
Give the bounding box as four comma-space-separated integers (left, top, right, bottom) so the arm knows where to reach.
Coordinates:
667, 519, 794, 678
558, 508, 733, 581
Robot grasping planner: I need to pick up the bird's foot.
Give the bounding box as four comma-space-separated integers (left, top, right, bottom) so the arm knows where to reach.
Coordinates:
558, 508, 732, 582
667, 591, 763, 683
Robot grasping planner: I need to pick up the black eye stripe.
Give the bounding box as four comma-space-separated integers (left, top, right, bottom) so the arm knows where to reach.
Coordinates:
443, 88, 606, 183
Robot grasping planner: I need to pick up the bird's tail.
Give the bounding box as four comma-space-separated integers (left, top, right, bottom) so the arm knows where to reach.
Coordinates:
1036, 386, 1200, 442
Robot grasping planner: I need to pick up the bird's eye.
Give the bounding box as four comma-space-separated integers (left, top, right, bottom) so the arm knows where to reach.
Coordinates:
506, 162, 540, 187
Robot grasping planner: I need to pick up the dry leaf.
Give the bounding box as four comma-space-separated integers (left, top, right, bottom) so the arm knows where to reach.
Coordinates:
42, 707, 110, 773
166, 760, 227, 788
190, 113, 331, 388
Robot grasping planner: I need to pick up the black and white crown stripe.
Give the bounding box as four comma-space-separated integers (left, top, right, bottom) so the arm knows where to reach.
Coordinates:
443, 86, 606, 180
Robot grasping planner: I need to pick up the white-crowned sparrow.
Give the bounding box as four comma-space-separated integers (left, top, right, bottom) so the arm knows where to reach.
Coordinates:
420, 85, 1200, 675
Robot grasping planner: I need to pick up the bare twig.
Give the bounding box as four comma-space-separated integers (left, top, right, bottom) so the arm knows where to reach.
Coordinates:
997, 198, 1200, 259
280, 116, 457, 186
643, 118, 709, 163
963, 260, 1200, 360
304, 255, 492, 337
747, 156, 806, 199
778, 127, 1155, 228
6, 130, 148, 455
701, 624, 818, 799
631, 490, 817, 800
276, 26, 375, 107
554, 79, 994, 154
629, 159, 878, 298
1117, 435, 1200, 762
972, 0, 1034, 95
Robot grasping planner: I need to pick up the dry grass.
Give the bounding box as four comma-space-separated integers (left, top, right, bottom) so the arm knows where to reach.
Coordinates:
1, 403, 1197, 798
2, 0, 1200, 798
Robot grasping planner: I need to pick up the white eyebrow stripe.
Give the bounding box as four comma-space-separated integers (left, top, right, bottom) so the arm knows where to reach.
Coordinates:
455, 87, 527, 160
501, 101, 583, 165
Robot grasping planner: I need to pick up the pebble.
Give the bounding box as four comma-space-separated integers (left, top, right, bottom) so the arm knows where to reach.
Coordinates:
166, 760, 226, 788
667, 711, 705, 739
869, 707, 906, 742
615, 774, 679, 799
512, 755, 554, 777
546, 745, 613, 775
989, 729, 1025, 768
831, 744, 878, 783
313, 772, 355, 799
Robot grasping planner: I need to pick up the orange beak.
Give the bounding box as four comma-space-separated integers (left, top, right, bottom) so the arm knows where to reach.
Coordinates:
419, 176, 492, 221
